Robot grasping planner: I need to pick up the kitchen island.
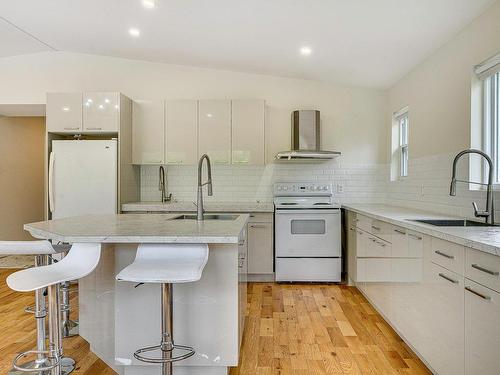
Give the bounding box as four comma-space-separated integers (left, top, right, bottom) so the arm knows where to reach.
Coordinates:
24, 213, 249, 375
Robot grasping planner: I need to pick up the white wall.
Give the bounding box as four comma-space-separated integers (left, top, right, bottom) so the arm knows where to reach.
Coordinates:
386, 1, 500, 220
0, 51, 387, 165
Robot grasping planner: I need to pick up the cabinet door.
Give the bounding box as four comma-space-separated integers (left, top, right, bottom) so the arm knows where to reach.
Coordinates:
465, 280, 500, 375
391, 226, 409, 257
83, 92, 120, 132
46, 93, 83, 133
247, 222, 273, 274
165, 100, 198, 165
198, 100, 231, 164
231, 99, 265, 165
420, 263, 464, 375
347, 222, 357, 283
132, 100, 165, 164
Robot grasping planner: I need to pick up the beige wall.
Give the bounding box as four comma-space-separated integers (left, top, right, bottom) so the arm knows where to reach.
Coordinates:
0, 52, 387, 164
387, 1, 500, 160
0, 116, 45, 240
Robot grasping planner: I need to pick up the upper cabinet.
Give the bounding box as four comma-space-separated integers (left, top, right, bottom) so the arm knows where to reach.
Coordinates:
46, 93, 83, 133
231, 100, 265, 165
47, 92, 125, 134
132, 100, 165, 165
83, 92, 120, 132
198, 100, 231, 164
165, 100, 198, 165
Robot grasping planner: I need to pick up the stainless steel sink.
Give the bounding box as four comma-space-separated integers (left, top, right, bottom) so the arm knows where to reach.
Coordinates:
411, 219, 497, 227
172, 214, 239, 221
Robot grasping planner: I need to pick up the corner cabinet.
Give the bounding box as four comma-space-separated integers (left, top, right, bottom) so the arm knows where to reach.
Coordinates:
46, 93, 83, 133
132, 100, 165, 164
231, 99, 265, 165
198, 100, 232, 164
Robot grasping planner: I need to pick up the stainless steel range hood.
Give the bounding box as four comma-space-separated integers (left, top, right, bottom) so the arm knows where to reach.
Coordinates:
275, 110, 341, 161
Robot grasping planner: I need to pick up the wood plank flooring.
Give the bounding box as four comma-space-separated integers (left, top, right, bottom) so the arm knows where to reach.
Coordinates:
0, 269, 430, 374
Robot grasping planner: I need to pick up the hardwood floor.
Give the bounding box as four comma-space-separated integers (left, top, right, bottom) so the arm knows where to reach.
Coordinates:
0, 269, 430, 374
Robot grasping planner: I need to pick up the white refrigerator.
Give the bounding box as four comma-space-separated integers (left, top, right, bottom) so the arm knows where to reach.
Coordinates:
49, 140, 118, 219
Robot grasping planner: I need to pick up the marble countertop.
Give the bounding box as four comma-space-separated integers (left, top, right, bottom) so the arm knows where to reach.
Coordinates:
24, 213, 249, 244
343, 204, 500, 257
121, 201, 274, 213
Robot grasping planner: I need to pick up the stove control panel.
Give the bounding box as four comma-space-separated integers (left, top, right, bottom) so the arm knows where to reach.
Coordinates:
274, 182, 333, 195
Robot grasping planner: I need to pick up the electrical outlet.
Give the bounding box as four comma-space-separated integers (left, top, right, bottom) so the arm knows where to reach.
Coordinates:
337, 183, 344, 193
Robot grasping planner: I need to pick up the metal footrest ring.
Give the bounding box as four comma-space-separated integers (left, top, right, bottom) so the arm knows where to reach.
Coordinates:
24, 306, 35, 314
133, 344, 195, 364
12, 351, 59, 372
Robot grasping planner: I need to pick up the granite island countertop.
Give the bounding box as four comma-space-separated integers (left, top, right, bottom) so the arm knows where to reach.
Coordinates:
122, 201, 274, 213
24, 213, 249, 244
343, 204, 500, 257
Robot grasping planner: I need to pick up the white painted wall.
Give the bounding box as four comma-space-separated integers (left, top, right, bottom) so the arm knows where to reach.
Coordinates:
386, 1, 500, 221
0, 51, 387, 164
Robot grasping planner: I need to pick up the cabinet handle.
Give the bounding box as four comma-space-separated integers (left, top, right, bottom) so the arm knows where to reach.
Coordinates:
238, 240, 245, 246
435, 250, 454, 259
438, 273, 458, 284
63, 127, 80, 130
249, 214, 255, 218
471, 264, 500, 276
371, 225, 381, 231
357, 230, 363, 235
465, 286, 491, 301
86, 127, 102, 130
250, 224, 266, 228
394, 229, 406, 235
349, 227, 355, 231
408, 233, 423, 240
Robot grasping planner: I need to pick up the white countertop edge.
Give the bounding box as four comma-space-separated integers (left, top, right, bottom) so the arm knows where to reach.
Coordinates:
121, 201, 275, 213
342, 204, 500, 257
25, 227, 241, 244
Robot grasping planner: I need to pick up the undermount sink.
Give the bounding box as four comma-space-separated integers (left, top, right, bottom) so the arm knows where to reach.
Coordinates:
411, 219, 497, 227
172, 214, 239, 221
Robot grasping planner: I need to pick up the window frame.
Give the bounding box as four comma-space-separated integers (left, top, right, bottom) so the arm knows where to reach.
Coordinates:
483, 72, 499, 185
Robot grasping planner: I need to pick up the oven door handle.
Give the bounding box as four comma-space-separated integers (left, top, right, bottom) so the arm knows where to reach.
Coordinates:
275, 208, 340, 215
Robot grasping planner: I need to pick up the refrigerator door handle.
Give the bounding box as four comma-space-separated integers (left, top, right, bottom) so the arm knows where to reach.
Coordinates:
48, 151, 55, 214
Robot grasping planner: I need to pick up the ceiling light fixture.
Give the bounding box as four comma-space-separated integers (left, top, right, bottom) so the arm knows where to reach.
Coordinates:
300, 46, 312, 56
128, 27, 141, 37
141, 0, 156, 9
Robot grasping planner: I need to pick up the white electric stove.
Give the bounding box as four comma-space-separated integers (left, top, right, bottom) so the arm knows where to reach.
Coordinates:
274, 182, 341, 282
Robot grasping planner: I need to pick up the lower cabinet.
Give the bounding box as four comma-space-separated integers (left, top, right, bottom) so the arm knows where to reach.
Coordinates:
247, 214, 274, 279
238, 227, 248, 348
465, 279, 500, 375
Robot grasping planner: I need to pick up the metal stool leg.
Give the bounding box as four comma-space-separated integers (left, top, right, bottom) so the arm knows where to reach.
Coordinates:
133, 283, 195, 369
60, 281, 78, 338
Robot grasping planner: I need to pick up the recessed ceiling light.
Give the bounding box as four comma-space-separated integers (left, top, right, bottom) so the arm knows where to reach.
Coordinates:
300, 46, 312, 56
141, 0, 156, 9
62, 107, 70, 112
128, 28, 141, 37
206, 113, 213, 118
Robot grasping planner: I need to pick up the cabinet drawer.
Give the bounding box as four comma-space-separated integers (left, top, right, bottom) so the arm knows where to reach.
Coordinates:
364, 235, 391, 257
248, 213, 273, 223
466, 248, 500, 293
369, 219, 393, 243
356, 214, 371, 232
431, 237, 464, 275
391, 225, 409, 257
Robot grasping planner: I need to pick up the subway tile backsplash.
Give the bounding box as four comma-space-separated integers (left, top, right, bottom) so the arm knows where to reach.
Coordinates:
140, 152, 499, 221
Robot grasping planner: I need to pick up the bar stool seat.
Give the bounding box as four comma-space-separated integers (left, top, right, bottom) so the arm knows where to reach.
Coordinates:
7, 243, 101, 375
116, 243, 209, 375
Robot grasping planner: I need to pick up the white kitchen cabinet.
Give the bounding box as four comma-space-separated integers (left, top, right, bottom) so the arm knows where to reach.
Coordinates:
407, 230, 424, 258
198, 100, 231, 164
46, 93, 83, 133
420, 262, 464, 375
83, 92, 120, 132
391, 226, 408, 257
465, 279, 500, 375
247, 221, 273, 275
165, 100, 198, 165
132, 100, 165, 164
347, 212, 357, 284
238, 227, 248, 348
231, 99, 265, 165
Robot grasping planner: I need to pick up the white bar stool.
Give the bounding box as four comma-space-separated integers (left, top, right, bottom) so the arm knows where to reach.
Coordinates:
7, 243, 101, 375
0, 240, 64, 375
116, 243, 209, 375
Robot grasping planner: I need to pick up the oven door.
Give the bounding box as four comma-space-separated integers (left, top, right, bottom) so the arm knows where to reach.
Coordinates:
275, 208, 341, 257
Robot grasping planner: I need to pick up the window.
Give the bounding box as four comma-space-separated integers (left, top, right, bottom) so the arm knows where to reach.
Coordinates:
472, 52, 500, 186
398, 112, 409, 177
390, 107, 409, 181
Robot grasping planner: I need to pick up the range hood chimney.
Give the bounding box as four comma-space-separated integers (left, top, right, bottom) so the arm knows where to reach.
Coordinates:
275, 110, 341, 161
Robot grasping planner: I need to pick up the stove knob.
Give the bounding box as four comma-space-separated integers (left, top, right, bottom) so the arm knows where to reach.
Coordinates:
283, 186, 288, 191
